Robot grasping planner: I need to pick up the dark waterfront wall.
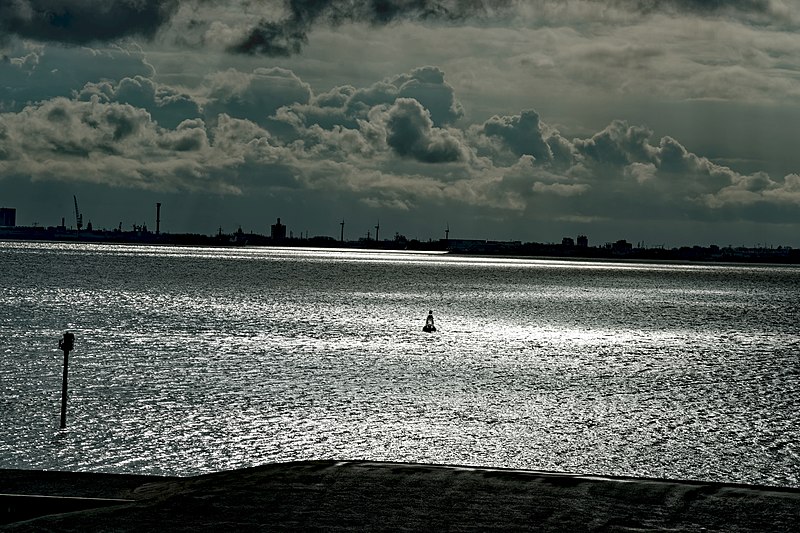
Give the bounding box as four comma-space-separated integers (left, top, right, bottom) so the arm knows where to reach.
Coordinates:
3, 461, 800, 531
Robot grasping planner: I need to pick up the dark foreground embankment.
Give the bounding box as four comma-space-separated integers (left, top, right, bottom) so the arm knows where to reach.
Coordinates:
2, 460, 799, 531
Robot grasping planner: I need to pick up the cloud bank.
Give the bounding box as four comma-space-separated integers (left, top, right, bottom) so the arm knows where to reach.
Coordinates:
1, 1, 799, 243
2, 62, 798, 235
0, 1, 179, 45
231, 0, 516, 56
1, 1, 794, 54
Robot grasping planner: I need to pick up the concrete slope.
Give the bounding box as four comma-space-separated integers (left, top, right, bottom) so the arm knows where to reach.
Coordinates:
2, 461, 799, 532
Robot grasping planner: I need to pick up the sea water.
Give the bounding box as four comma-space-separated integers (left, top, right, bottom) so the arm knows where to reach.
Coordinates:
1, 241, 798, 486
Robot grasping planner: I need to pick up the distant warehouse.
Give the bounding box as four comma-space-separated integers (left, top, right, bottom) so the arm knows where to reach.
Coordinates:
0, 207, 15, 227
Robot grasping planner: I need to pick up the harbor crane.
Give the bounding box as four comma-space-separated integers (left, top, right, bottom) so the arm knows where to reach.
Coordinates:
73, 195, 83, 231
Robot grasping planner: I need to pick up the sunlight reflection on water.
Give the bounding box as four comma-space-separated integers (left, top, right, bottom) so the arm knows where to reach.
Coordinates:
1, 242, 799, 487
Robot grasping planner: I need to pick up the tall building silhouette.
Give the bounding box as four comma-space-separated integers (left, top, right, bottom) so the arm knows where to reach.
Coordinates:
271, 218, 286, 240
0, 208, 16, 227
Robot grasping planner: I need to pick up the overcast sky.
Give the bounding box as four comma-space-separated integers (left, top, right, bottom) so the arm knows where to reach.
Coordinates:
2, 0, 800, 247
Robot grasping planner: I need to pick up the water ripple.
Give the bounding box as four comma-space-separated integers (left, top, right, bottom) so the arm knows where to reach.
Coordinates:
1, 243, 798, 487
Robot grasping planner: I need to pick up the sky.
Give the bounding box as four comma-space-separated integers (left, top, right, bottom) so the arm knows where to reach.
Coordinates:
2, 0, 800, 247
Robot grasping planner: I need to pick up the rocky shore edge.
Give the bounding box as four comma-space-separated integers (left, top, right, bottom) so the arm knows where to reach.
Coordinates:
2, 460, 799, 531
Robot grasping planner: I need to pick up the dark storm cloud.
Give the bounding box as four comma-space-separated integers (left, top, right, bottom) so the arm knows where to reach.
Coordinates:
78, 76, 202, 130
391, 66, 463, 125
477, 110, 575, 168
282, 66, 462, 134
384, 98, 465, 162
627, 0, 771, 15
0, 0, 779, 54
7, 97, 152, 158
343, 66, 465, 126
310, 66, 463, 127
231, 0, 514, 56
203, 67, 312, 128
483, 110, 553, 162
0, 1, 179, 45
0, 45, 153, 112
573, 120, 656, 167
157, 119, 209, 152
0, 96, 264, 194
231, 0, 781, 57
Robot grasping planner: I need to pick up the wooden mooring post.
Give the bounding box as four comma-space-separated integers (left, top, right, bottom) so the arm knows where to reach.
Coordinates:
58, 332, 75, 429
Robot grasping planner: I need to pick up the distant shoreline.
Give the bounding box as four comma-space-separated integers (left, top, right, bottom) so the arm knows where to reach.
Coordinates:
2, 227, 799, 264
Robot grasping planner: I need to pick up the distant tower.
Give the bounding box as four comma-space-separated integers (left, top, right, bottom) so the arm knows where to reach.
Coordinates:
445, 223, 450, 242
0, 207, 16, 227
577, 235, 589, 248
271, 218, 286, 240
156, 203, 161, 235
340, 219, 345, 243
375, 220, 380, 242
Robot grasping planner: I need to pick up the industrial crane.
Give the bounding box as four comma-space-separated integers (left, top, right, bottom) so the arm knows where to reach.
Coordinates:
73, 195, 83, 231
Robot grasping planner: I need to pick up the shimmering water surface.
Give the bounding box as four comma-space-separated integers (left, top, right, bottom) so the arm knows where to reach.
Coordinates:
1, 242, 799, 486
